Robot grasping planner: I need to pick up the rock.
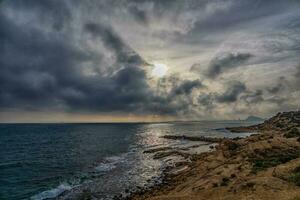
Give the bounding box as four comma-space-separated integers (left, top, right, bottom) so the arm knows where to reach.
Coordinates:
143, 147, 173, 153
161, 135, 223, 143
153, 150, 190, 159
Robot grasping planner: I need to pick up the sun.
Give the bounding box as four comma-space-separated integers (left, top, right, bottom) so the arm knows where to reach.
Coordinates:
151, 63, 168, 78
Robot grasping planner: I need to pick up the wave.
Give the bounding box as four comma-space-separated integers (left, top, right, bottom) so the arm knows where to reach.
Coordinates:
30, 183, 73, 200
94, 154, 127, 172
95, 162, 116, 172
30, 153, 131, 200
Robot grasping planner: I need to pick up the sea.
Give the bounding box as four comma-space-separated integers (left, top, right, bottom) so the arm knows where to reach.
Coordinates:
0, 121, 260, 200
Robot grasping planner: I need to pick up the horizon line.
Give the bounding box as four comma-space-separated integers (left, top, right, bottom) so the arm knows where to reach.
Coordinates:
0, 119, 264, 124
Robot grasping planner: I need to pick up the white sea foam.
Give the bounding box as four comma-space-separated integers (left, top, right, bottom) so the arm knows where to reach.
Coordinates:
32, 153, 130, 200
106, 155, 125, 162
30, 183, 72, 200
95, 162, 117, 172
95, 153, 127, 172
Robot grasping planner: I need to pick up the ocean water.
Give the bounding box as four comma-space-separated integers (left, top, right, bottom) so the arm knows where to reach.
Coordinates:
0, 121, 259, 200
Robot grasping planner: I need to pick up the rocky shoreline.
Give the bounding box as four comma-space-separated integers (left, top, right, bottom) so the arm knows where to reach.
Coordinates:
122, 111, 300, 200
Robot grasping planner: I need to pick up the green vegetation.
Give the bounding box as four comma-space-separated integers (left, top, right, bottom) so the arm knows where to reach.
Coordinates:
284, 128, 300, 138
288, 166, 300, 186
276, 122, 284, 128
251, 151, 300, 173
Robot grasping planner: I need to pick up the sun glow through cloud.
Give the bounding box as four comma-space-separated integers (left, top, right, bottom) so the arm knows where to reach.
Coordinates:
151, 63, 168, 78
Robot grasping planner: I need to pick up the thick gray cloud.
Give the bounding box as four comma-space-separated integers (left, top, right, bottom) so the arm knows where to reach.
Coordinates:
84, 22, 146, 65
169, 79, 203, 97
216, 81, 246, 103
295, 65, 300, 90
197, 81, 248, 106
267, 76, 287, 94
205, 53, 253, 78
0, 2, 156, 114
240, 89, 264, 104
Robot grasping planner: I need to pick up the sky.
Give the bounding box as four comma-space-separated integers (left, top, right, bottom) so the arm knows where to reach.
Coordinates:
0, 0, 300, 122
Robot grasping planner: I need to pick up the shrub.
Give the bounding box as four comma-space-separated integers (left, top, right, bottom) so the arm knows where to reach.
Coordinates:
284, 128, 300, 138
220, 177, 230, 186
251, 150, 300, 173
288, 166, 300, 186
276, 122, 284, 128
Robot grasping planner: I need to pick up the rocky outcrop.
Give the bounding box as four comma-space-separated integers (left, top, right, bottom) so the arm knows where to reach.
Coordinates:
161, 135, 223, 143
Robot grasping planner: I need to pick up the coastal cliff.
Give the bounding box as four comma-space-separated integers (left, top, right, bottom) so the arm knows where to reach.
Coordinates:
128, 111, 300, 200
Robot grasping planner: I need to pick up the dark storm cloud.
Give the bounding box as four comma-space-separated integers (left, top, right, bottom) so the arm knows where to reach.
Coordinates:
0, 1, 157, 114
0, 22, 151, 113
239, 85, 289, 108
216, 81, 246, 103
152, 78, 206, 115
84, 22, 146, 65
205, 53, 253, 78
61, 66, 154, 113
0, 8, 89, 108
169, 79, 203, 97
240, 89, 264, 104
198, 93, 215, 112
128, 4, 149, 24
196, 81, 248, 107
6, 0, 72, 31
198, 93, 213, 106
295, 65, 300, 90
267, 76, 287, 94
196, 82, 289, 113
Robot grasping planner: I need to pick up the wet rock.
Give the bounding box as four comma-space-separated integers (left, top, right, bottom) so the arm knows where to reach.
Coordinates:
153, 151, 190, 159
161, 135, 223, 143
143, 147, 173, 154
